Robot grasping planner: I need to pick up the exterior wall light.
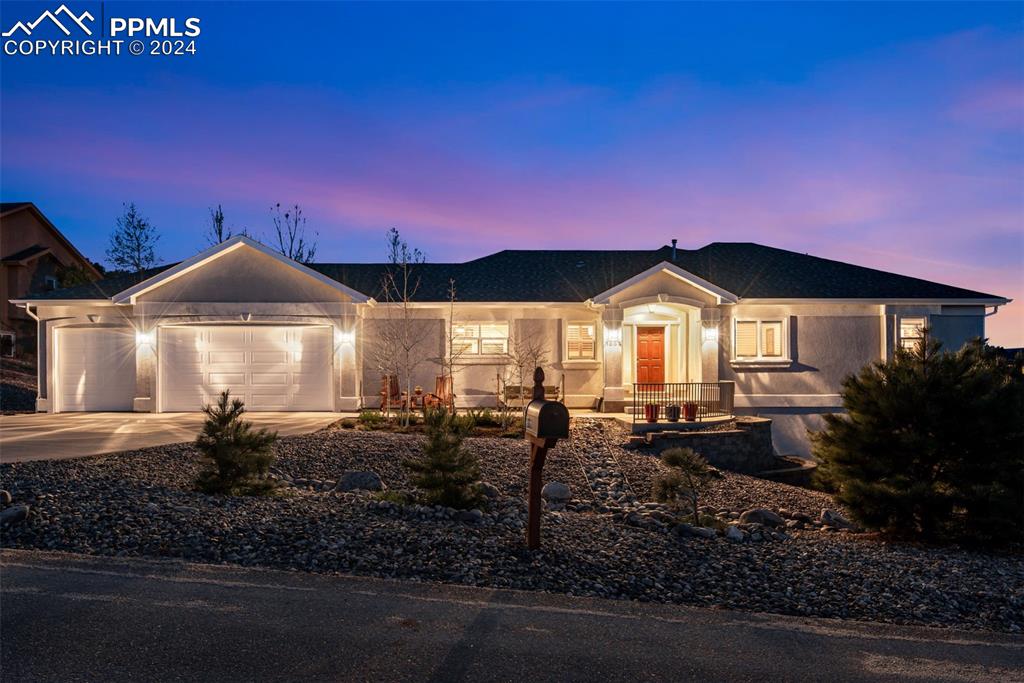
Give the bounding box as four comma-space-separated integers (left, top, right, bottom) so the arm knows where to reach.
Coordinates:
702, 324, 719, 344
338, 330, 355, 345
136, 330, 155, 346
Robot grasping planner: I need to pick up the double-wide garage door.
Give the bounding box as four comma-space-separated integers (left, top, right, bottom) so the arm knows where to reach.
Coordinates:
159, 326, 334, 412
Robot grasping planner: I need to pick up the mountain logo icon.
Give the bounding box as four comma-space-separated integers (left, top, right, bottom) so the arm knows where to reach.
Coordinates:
2, 4, 94, 37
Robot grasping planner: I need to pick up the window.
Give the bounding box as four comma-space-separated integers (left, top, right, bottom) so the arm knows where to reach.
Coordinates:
566, 322, 596, 360
899, 317, 926, 351
453, 322, 509, 355
44, 275, 59, 291
733, 319, 787, 360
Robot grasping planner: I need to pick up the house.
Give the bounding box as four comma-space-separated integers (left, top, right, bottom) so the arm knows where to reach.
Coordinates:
1, 202, 101, 355
10, 235, 1009, 455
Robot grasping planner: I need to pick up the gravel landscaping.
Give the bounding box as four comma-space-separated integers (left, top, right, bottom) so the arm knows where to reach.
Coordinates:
2, 419, 1021, 633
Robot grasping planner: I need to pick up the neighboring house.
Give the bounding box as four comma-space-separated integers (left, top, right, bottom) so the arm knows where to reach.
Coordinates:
10, 235, 1009, 455
1, 202, 101, 354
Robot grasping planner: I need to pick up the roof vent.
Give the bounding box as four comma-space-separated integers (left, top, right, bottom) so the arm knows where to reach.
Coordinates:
575, 260, 585, 268
671, 239, 677, 261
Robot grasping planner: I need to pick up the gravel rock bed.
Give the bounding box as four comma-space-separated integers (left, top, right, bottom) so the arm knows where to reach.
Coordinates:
2, 420, 1022, 633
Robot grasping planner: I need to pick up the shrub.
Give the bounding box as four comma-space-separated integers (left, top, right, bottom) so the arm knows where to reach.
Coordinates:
402, 406, 483, 509
375, 490, 413, 506
468, 408, 502, 428
653, 447, 712, 522
195, 390, 279, 496
358, 410, 384, 427
813, 337, 1024, 544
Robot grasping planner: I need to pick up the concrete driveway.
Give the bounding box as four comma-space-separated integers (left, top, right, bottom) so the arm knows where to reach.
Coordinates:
0, 412, 341, 463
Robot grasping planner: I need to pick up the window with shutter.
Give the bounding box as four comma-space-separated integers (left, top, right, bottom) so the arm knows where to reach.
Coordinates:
898, 317, 926, 351
567, 323, 596, 360
761, 321, 783, 357
734, 319, 788, 361
735, 321, 758, 357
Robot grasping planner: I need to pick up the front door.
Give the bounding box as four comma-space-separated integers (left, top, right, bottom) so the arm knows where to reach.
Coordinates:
636, 326, 665, 384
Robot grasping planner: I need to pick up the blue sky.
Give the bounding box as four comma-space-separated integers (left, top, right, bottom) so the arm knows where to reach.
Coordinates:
1, 1, 1022, 343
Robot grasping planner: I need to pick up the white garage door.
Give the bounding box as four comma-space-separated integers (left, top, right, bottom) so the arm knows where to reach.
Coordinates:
56, 328, 137, 412
159, 326, 333, 412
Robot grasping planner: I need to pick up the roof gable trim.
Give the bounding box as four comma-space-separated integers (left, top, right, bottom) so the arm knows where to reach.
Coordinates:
112, 236, 372, 304
589, 261, 739, 305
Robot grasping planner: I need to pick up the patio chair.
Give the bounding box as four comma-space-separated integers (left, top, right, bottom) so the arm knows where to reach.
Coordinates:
379, 375, 408, 412
425, 374, 455, 412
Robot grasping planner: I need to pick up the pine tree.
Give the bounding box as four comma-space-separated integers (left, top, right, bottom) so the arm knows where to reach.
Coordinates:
195, 390, 279, 495
107, 202, 160, 273
813, 336, 1024, 543
653, 447, 712, 522
403, 407, 483, 509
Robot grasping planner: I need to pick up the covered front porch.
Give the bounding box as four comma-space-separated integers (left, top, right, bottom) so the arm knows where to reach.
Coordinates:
628, 380, 736, 430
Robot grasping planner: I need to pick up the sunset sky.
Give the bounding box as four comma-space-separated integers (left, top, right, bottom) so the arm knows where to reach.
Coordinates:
2, 1, 1022, 345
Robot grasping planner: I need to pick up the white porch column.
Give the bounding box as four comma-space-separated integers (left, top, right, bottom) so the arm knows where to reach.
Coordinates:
699, 307, 721, 384
336, 314, 360, 411
601, 306, 625, 412
134, 321, 156, 412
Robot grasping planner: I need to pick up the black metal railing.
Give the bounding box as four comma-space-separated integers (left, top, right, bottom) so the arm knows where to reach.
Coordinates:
632, 382, 735, 423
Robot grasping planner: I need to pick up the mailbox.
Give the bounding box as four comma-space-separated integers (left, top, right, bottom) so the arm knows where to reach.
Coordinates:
525, 398, 569, 440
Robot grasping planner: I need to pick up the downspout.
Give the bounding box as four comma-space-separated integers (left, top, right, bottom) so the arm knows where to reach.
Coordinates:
21, 303, 41, 409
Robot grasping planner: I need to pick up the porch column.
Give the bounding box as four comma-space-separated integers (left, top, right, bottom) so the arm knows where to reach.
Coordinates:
699, 308, 721, 384
134, 322, 156, 412
601, 307, 625, 412
336, 315, 360, 411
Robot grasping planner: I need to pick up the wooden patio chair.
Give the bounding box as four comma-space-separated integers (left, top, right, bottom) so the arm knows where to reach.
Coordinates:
425, 375, 455, 412
379, 375, 408, 412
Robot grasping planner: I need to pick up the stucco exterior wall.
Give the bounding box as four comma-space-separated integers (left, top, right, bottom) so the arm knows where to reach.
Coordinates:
720, 307, 881, 397
137, 247, 346, 303
930, 306, 985, 351
358, 305, 602, 408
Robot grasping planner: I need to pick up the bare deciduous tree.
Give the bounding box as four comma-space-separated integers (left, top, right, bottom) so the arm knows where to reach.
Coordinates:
496, 320, 549, 428
270, 203, 317, 263
433, 278, 471, 388
205, 204, 249, 246
372, 228, 430, 425
107, 202, 160, 273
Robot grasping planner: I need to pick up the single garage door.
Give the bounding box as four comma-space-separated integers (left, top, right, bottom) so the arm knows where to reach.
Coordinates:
56, 327, 137, 412
159, 326, 333, 412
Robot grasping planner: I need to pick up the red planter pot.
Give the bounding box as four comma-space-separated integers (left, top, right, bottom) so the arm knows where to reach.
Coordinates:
644, 404, 660, 423
683, 402, 698, 422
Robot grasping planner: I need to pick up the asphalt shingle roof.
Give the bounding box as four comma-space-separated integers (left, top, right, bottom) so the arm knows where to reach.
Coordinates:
0, 202, 32, 213
2, 244, 50, 263
22, 243, 1004, 303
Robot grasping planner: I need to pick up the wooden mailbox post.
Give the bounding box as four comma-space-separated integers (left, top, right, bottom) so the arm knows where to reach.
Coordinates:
523, 367, 570, 550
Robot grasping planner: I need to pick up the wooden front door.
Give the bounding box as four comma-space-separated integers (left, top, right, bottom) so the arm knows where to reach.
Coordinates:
636, 326, 665, 384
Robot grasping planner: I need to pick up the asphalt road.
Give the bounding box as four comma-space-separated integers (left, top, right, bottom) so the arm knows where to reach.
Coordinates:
2, 550, 1022, 682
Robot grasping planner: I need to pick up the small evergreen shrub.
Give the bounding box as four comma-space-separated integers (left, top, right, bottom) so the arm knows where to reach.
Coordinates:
195, 390, 279, 496
813, 338, 1024, 544
653, 447, 712, 522
403, 407, 483, 509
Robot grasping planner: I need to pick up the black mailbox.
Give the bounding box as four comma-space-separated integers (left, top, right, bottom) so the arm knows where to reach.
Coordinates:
525, 398, 569, 440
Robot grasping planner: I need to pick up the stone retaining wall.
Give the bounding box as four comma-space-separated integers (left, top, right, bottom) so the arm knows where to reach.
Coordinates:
644, 417, 776, 474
